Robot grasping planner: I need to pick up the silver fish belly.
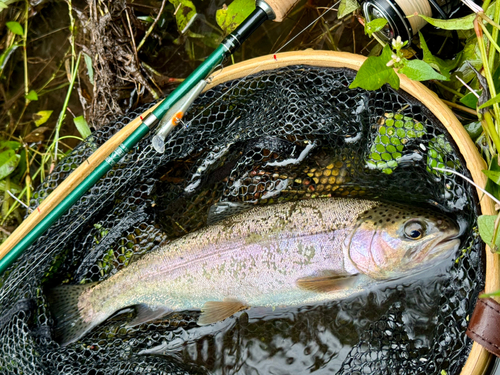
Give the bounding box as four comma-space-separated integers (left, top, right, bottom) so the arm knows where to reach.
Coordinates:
48, 197, 459, 346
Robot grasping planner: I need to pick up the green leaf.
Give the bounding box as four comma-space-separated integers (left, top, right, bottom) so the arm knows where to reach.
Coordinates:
479, 92, 500, 109
485, 156, 500, 200
368, 42, 383, 57
216, 0, 255, 35
478, 214, 500, 248
464, 121, 482, 141
492, 64, 500, 93
0, 150, 20, 180
0, 140, 21, 152
184, 30, 221, 49
452, 38, 482, 87
83, 53, 94, 85
0, 0, 20, 12
137, 16, 155, 22
486, 2, 497, 18
418, 32, 460, 78
483, 169, 500, 184
399, 59, 448, 81
460, 91, 480, 109
73, 116, 91, 139
200, 32, 221, 49
0, 44, 19, 70
6, 21, 23, 36
0, 179, 20, 193
338, 0, 360, 18
364, 18, 388, 37
169, 0, 197, 34
10, 145, 26, 184
415, 13, 475, 30
26, 90, 38, 101
33, 110, 53, 127
349, 45, 400, 91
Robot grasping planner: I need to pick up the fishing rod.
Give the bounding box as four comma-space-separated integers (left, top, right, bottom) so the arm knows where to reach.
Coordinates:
0, 0, 301, 276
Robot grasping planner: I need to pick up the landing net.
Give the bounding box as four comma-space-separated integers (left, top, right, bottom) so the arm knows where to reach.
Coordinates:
0, 65, 483, 374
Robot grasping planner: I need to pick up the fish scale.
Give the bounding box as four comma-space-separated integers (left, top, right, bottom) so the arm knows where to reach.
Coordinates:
48, 197, 459, 346
88, 199, 378, 308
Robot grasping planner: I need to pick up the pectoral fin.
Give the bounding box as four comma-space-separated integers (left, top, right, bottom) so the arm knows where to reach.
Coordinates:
198, 299, 248, 325
296, 271, 358, 293
128, 304, 172, 327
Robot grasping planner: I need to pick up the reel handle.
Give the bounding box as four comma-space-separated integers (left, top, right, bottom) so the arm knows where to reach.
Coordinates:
261, 0, 302, 22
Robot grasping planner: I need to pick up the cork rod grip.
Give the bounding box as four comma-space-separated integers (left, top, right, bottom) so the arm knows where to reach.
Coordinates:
264, 0, 302, 22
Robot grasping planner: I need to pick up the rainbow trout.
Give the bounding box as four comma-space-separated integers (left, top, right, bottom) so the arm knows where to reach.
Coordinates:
48, 198, 460, 346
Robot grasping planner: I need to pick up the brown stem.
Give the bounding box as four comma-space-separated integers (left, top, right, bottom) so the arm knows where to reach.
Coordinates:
137, 0, 167, 52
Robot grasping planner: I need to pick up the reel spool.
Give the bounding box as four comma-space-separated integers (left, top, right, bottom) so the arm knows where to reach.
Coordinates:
362, 0, 461, 42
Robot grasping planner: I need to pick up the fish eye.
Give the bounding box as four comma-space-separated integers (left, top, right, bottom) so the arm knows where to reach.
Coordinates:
404, 220, 426, 240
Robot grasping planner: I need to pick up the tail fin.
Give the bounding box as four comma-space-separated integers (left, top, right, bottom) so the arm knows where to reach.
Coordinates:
47, 283, 100, 346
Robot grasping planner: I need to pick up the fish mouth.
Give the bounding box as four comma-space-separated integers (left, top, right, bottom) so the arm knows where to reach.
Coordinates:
428, 235, 461, 260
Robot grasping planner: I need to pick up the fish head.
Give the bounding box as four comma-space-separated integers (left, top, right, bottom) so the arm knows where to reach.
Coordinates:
347, 203, 460, 280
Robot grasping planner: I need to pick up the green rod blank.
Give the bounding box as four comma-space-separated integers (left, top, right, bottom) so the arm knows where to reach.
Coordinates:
0, 7, 271, 277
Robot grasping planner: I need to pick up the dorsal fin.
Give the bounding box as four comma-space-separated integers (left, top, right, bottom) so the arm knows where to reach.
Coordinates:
296, 271, 358, 293
198, 299, 248, 325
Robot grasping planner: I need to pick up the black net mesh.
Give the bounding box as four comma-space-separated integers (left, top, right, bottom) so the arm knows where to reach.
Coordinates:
0, 65, 483, 374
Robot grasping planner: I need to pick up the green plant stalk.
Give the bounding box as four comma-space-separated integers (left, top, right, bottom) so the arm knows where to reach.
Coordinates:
479, 11, 500, 31
38, 82, 71, 96
25, 174, 31, 208
483, 111, 500, 152
2, 178, 10, 220
372, 33, 386, 48
137, 0, 167, 52
432, 80, 464, 98
1, 147, 51, 225
23, 0, 28, 99
476, 19, 500, 131
38, 48, 69, 93
491, 211, 500, 252
487, 2, 500, 67
66, 0, 76, 72
480, 21, 500, 54
10, 1, 31, 137
318, 10, 337, 51
52, 53, 81, 167
484, 0, 493, 12
1, 185, 26, 226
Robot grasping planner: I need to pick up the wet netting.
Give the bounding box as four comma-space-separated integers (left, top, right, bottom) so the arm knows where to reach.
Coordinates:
0, 65, 483, 374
